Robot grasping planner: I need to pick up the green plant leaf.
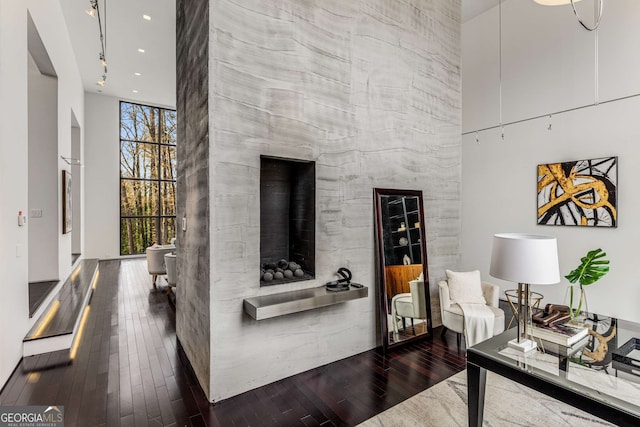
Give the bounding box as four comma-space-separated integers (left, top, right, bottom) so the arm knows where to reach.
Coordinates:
564, 248, 610, 286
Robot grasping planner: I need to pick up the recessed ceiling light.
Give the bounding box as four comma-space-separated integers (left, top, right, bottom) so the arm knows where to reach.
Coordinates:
134, 72, 141, 76
143, 14, 151, 21
137, 48, 145, 53
132, 90, 139, 93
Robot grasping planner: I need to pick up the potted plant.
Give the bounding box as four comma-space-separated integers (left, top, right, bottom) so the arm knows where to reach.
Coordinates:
565, 248, 610, 319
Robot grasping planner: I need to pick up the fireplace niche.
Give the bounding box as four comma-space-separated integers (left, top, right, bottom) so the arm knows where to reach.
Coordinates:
260, 156, 315, 286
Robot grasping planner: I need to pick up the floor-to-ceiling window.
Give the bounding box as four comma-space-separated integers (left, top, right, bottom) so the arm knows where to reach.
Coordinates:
120, 101, 177, 255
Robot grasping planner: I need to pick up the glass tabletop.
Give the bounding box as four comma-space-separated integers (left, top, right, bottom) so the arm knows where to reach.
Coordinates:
468, 314, 640, 419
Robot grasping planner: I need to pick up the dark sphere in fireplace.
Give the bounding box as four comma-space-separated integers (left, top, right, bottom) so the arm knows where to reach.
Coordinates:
277, 259, 289, 269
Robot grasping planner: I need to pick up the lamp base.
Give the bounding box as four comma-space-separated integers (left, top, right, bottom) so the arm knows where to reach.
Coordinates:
508, 338, 537, 353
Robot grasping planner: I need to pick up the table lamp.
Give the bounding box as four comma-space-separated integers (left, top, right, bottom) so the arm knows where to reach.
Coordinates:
489, 233, 560, 352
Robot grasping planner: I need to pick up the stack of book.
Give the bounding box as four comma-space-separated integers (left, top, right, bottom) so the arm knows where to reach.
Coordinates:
530, 322, 589, 346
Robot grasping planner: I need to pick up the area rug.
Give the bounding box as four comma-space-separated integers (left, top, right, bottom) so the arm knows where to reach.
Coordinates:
357, 370, 613, 426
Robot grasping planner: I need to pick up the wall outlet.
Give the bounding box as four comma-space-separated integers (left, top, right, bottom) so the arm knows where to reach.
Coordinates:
30, 209, 43, 218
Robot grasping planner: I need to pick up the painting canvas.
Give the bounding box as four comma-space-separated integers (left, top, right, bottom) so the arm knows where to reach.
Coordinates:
537, 157, 617, 227
63, 170, 72, 234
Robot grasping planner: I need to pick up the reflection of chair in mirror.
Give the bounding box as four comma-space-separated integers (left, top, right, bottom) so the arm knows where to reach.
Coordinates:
375, 188, 432, 350
391, 280, 427, 335
384, 264, 423, 306
438, 280, 505, 348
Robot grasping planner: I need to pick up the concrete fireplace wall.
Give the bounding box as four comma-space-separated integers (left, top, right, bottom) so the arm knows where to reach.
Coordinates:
175, 0, 211, 398
204, 0, 462, 401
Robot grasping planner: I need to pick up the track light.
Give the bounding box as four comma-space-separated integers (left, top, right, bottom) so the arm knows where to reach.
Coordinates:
85, 0, 108, 87
85, 0, 97, 17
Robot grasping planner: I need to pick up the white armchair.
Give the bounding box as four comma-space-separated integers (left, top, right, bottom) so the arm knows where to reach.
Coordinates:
391, 280, 427, 335
164, 253, 177, 286
146, 244, 175, 286
438, 280, 505, 347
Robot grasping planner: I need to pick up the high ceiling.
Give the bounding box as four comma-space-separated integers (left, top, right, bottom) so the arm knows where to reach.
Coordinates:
60, 0, 176, 108
60, 0, 495, 110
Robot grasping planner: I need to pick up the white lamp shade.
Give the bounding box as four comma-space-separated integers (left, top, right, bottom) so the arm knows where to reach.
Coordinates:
489, 233, 560, 285
533, 0, 583, 5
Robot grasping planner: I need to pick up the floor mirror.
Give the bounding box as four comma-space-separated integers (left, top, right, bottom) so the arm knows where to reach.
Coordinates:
374, 188, 432, 350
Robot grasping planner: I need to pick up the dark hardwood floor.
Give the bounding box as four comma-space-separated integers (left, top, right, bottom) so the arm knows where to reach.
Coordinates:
1, 259, 467, 426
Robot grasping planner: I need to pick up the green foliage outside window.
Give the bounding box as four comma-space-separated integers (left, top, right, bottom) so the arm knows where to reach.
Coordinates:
120, 102, 177, 255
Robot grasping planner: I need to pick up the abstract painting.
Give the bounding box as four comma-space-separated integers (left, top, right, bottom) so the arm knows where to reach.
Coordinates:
537, 156, 617, 227
63, 170, 72, 234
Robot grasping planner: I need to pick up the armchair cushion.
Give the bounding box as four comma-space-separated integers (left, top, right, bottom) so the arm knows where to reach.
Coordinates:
438, 279, 505, 337
442, 303, 505, 336
445, 269, 486, 304
482, 281, 500, 308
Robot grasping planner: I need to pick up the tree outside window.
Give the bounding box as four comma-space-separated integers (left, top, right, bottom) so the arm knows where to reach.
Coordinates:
120, 101, 176, 255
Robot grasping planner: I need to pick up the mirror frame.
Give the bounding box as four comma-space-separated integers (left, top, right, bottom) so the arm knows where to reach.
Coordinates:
374, 188, 432, 351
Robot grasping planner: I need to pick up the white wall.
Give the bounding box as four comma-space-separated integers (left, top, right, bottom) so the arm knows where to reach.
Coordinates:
84, 93, 120, 259
28, 53, 59, 282
0, 0, 31, 391
0, 0, 84, 389
462, 0, 640, 321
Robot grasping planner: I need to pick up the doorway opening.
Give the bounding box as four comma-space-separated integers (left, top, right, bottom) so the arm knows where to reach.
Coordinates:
27, 12, 60, 316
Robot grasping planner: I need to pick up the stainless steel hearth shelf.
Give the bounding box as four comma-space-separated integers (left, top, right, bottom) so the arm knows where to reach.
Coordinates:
244, 284, 368, 320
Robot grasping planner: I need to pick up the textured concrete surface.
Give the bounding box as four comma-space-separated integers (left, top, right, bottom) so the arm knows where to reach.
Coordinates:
206, 0, 462, 401
175, 0, 211, 399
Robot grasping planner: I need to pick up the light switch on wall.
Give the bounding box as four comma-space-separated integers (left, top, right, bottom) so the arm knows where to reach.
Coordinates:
30, 209, 43, 218
16, 244, 23, 258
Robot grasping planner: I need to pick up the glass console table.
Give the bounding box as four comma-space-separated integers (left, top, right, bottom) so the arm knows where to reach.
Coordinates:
467, 314, 640, 427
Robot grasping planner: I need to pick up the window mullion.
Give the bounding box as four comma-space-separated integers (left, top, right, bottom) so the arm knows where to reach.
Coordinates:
120, 101, 176, 254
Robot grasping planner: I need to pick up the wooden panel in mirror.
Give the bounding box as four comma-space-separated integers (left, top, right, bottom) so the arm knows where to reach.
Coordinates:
374, 188, 432, 351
